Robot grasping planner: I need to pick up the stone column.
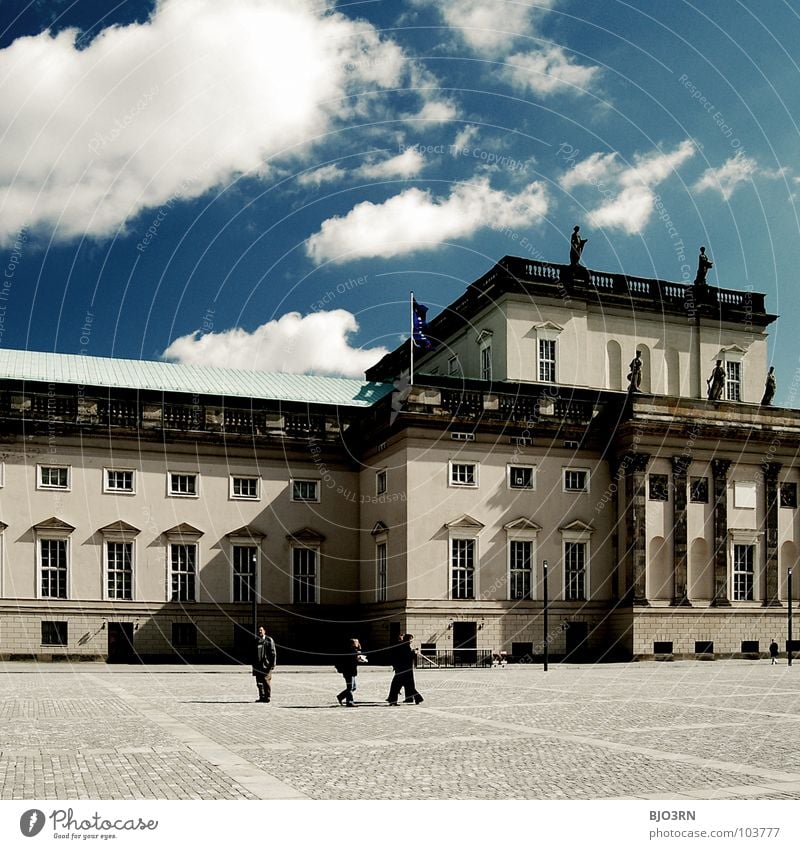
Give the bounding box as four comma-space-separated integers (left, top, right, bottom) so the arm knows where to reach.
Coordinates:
762, 461, 782, 607
625, 452, 650, 605
711, 458, 731, 607
671, 455, 691, 606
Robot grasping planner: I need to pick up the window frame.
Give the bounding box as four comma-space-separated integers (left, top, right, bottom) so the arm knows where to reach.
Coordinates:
648, 474, 670, 502
167, 472, 199, 498
725, 359, 742, 401
480, 342, 492, 381
290, 478, 320, 503
450, 536, 477, 600
103, 468, 135, 495
168, 541, 198, 602
507, 464, 536, 491
506, 530, 537, 601
448, 356, 459, 375
732, 543, 755, 602
105, 539, 135, 601
562, 467, 590, 493
37, 464, 71, 491
448, 460, 479, 488
729, 530, 761, 603
375, 537, 388, 603
231, 542, 259, 603
561, 524, 593, 602
230, 475, 260, 501
538, 337, 557, 383
376, 469, 387, 496
171, 622, 197, 648
291, 543, 319, 604
41, 620, 68, 647
690, 476, 709, 504
37, 536, 70, 600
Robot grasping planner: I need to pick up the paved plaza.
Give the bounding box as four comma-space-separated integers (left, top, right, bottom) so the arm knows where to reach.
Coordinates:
1, 660, 799, 800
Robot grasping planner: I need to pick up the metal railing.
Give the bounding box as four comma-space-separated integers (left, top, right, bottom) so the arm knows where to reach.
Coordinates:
417, 649, 494, 668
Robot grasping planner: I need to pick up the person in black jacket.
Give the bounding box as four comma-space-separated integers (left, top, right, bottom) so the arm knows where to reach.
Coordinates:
386, 633, 423, 705
336, 638, 364, 706
252, 625, 276, 703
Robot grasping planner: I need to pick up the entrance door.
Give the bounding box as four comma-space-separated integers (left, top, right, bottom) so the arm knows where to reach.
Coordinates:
452, 621, 477, 665
564, 621, 589, 662
107, 622, 135, 663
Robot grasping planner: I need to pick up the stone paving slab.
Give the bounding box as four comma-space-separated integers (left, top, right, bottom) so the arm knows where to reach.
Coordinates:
0, 661, 798, 800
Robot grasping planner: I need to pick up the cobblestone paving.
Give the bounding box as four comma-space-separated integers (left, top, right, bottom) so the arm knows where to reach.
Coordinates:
0, 661, 799, 800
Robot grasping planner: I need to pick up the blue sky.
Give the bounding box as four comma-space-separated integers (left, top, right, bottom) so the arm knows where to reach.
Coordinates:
1, 1, 799, 402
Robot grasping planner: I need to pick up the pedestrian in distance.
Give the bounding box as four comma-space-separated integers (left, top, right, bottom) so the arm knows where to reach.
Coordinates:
336, 637, 366, 706
252, 625, 276, 703
386, 633, 423, 705
769, 638, 779, 665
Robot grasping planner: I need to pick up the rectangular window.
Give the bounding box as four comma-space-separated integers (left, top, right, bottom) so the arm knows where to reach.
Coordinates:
507, 465, 535, 490
292, 547, 318, 603
291, 479, 320, 502
169, 473, 198, 497
105, 469, 134, 493
231, 476, 259, 500
41, 620, 68, 646
451, 538, 475, 599
563, 468, 589, 493
171, 623, 197, 647
509, 540, 532, 600
653, 641, 673, 654
539, 338, 556, 382
376, 541, 388, 602
726, 361, 741, 401
448, 356, 459, 375
564, 541, 586, 601
690, 476, 709, 503
40, 539, 67, 598
732, 544, 754, 601
170, 543, 197, 602
39, 465, 69, 490
376, 470, 387, 496
695, 640, 714, 654
648, 474, 669, 502
780, 483, 798, 509
106, 542, 133, 600
232, 545, 257, 603
480, 345, 492, 381
449, 461, 477, 487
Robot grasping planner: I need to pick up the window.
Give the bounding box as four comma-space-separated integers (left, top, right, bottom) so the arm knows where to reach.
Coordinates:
539, 338, 556, 382
732, 543, 754, 601
451, 538, 475, 599
448, 356, 459, 375
41, 621, 67, 646
780, 483, 798, 509
291, 479, 319, 502
564, 541, 587, 600
376, 470, 387, 496
292, 546, 318, 603
649, 474, 669, 502
106, 542, 133, 600
169, 473, 198, 497
232, 545, 257, 602
563, 468, 589, 493
104, 469, 134, 494
726, 360, 741, 401
509, 540, 532, 600
653, 641, 673, 654
507, 464, 535, 490
231, 476, 259, 500
172, 623, 197, 647
690, 476, 709, 503
376, 541, 388, 603
449, 461, 478, 487
170, 543, 197, 602
480, 344, 492, 381
40, 539, 68, 598
695, 640, 714, 654
38, 465, 69, 490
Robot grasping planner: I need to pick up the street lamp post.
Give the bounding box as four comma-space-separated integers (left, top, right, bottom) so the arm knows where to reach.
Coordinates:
789, 567, 793, 668
251, 551, 259, 638
543, 560, 549, 673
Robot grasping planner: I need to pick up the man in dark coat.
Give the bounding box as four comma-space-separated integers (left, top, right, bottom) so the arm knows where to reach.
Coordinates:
336, 638, 364, 706
252, 625, 276, 703
386, 633, 423, 705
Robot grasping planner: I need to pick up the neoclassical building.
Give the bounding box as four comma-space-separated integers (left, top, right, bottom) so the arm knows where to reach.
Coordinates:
0, 256, 797, 662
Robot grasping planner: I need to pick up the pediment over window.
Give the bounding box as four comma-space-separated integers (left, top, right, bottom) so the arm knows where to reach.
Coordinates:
718, 344, 748, 355
99, 520, 140, 536
503, 517, 542, 532
371, 521, 389, 536
0, 520, 7, 531
286, 527, 325, 543
227, 525, 265, 541
445, 514, 485, 530
163, 522, 203, 539
532, 321, 563, 333
559, 519, 594, 534
476, 329, 493, 344
33, 517, 75, 532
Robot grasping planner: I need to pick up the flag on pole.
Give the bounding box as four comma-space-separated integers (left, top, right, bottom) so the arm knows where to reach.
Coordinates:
411, 297, 433, 350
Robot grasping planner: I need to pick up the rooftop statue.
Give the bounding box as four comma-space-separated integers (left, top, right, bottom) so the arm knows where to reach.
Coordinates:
694, 246, 713, 286
761, 367, 776, 406
707, 359, 725, 401
570, 225, 588, 266
627, 350, 642, 393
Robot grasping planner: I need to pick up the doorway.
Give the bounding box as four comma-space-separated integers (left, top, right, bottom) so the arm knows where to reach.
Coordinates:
564, 621, 589, 662
452, 621, 477, 665
107, 622, 135, 663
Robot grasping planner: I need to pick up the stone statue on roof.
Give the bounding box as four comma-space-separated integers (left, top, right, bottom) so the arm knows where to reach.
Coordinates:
761, 367, 776, 406
694, 246, 713, 286
570, 225, 588, 266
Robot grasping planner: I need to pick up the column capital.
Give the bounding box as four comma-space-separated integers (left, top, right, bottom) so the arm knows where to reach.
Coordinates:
672, 455, 692, 477
711, 458, 731, 479
761, 461, 782, 480
626, 452, 650, 473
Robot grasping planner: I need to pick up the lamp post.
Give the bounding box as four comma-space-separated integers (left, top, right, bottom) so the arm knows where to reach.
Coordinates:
251, 551, 259, 638
789, 567, 793, 668
543, 559, 549, 672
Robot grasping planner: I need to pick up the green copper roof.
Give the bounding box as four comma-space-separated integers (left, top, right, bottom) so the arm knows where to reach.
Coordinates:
0, 348, 393, 408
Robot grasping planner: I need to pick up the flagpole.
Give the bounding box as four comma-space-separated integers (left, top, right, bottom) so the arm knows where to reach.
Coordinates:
410, 290, 414, 384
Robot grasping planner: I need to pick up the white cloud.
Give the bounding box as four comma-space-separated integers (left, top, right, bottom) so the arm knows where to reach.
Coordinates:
410, 99, 459, 123
452, 125, 479, 152
357, 149, 425, 179
305, 177, 549, 263
560, 141, 695, 234
503, 47, 600, 97
694, 152, 759, 200
0, 0, 414, 244
297, 164, 347, 187
162, 309, 388, 378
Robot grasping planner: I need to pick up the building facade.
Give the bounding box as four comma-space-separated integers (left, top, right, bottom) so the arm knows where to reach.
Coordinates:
1, 257, 798, 663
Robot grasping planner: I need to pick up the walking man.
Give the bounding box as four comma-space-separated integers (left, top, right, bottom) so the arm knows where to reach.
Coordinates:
253, 625, 276, 703
769, 638, 779, 665
386, 633, 423, 705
